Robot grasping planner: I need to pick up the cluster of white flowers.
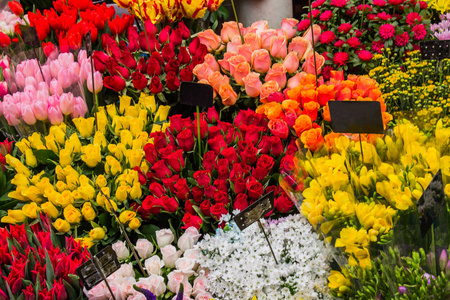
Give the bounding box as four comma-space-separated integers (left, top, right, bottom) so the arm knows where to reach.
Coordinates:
84, 227, 212, 300
0, 11, 27, 36
196, 215, 332, 300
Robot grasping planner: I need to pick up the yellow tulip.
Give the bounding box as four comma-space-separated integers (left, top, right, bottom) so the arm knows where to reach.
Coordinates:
93, 131, 107, 148
129, 217, 141, 230
15, 139, 31, 153
81, 144, 102, 168
63, 204, 82, 223
1, 209, 26, 224
89, 227, 106, 240
50, 125, 66, 145
106, 104, 117, 118
73, 117, 95, 138
82, 202, 96, 221
54, 218, 71, 233
41, 202, 59, 219
119, 210, 136, 224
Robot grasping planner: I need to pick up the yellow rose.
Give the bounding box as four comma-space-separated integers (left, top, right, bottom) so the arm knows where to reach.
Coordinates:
44, 188, 60, 206
55, 181, 68, 192
28, 132, 45, 149
79, 237, 94, 248
64, 204, 82, 223
54, 218, 71, 233
50, 125, 66, 145
66, 173, 79, 190
22, 202, 40, 218
119, 210, 136, 224
138, 109, 147, 122
130, 183, 142, 199
1, 209, 26, 224
79, 175, 92, 186
35, 177, 52, 194
129, 218, 141, 230
108, 144, 126, 161
82, 202, 96, 221
59, 148, 72, 167
154, 105, 171, 122
105, 199, 118, 213
24, 149, 37, 167
15, 139, 31, 153
97, 108, 108, 134
139, 93, 156, 113
120, 130, 134, 148
125, 106, 139, 118
126, 149, 145, 168
115, 186, 128, 202
105, 156, 122, 176
119, 95, 132, 114
11, 173, 30, 187
6, 154, 20, 168
81, 144, 102, 168
89, 227, 106, 240
73, 117, 95, 138
45, 135, 59, 153
41, 202, 59, 219
106, 104, 117, 118
79, 185, 96, 201
129, 118, 145, 137
93, 131, 107, 148
15, 163, 31, 177
151, 124, 162, 133
95, 175, 107, 188
97, 187, 110, 207
66, 133, 82, 154
57, 190, 74, 207
22, 186, 43, 202
136, 132, 149, 146
140, 161, 150, 174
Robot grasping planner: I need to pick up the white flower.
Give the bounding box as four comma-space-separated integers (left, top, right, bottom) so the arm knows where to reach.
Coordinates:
112, 240, 130, 260
161, 245, 182, 268
175, 257, 196, 274
118, 263, 135, 278
83, 281, 108, 300
195, 292, 213, 300
135, 238, 154, 259
156, 229, 175, 247
177, 233, 195, 252
145, 255, 165, 275
184, 227, 202, 243
135, 274, 166, 296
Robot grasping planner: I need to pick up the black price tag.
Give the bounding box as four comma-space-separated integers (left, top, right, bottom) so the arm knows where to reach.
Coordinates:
234, 191, 275, 231
417, 169, 445, 237
180, 82, 214, 108
19, 25, 40, 48
85, 31, 92, 57
76, 245, 121, 290
329, 101, 384, 134
420, 40, 450, 61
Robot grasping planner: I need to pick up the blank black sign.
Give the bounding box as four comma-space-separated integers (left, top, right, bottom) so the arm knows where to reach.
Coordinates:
19, 25, 40, 48
234, 191, 275, 231
329, 101, 384, 134
180, 82, 214, 108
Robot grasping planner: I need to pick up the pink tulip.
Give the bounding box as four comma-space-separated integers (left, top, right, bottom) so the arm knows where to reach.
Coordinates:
20, 92, 31, 104
58, 69, 72, 89
47, 94, 60, 108
2, 68, 11, 81
3, 100, 20, 126
58, 52, 74, 68
78, 50, 87, 62
15, 71, 25, 89
50, 60, 63, 79
87, 71, 103, 94
22, 60, 38, 77
50, 79, 63, 96
9, 83, 17, 94
21, 103, 36, 125
0, 82, 8, 97
33, 99, 48, 121
38, 82, 48, 92
71, 97, 88, 118
69, 62, 80, 82
0, 57, 9, 69
48, 105, 63, 125
23, 84, 37, 96
25, 76, 38, 88
41, 65, 52, 83
59, 92, 74, 115
36, 90, 48, 102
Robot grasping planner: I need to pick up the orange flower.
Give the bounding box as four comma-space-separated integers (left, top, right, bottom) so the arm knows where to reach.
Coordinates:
300, 74, 318, 86
267, 103, 284, 120
337, 87, 352, 100
323, 102, 331, 122
378, 97, 387, 112
208, 71, 229, 92
347, 74, 358, 82
324, 132, 341, 150
351, 89, 365, 99
341, 80, 355, 90
300, 127, 324, 152
301, 89, 318, 104
356, 76, 377, 90
317, 84, 335, 106
282, 100, 301, 115
260, 81, 280, 103
256, 102, 280, 116
367, 88, 382, 101
330, 70, 344, 81
293, 114, 312, 137
303, 101, 320, 121
219, 84, 238, 106
287, 85, 301, 102
382, 112, 393, 128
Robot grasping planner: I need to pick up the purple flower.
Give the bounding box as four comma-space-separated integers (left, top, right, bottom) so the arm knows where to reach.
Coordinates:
398, 286, 408, 294
423, 273, 436, 284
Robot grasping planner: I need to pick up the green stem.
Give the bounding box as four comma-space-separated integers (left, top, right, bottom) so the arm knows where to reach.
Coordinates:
196, 106, 202, 161
230, 0, 244, 44
360, 0, 366, 31
90, 55, 99, 132
307, 0, 319, 87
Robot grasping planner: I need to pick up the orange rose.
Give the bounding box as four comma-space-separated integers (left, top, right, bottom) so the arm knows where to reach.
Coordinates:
221, 21, 244, 43
324, 132, 341, 150
208, 71, 230, 92
341, 80, 355, 90
347, 74, 358, 82
242, 72, 263, 98
251, 49, 272, 73
266, 103, 283, 120
330, 70, 344, 81
303, 24, 322, 45
351, 89, 365, 99
302, 51, 325, 75
259, 81, 280, 103
301, 74, 318, 86
281, 18, 299, 40
193, 63, 214, 81
323, 102, 331, 122
293, 114, 312, 136
283, 52, 300, 74
228, 54, 247, 77
378, 97, 387, 112
265, 63, 287, 89
288, 37, 312, 61
198, 29, 222, 52
270, 35, 288, 59
244, 33, 261, 51
199, 79, 217, 98
367, 88, 382, 100
356, 76, 377, 91
303, 101, 320, 122
218, 52, 237, 72
234, 61, 251, 86
287, 85, 302, 102
256, 102, 279, 115
204, 54, 220, 72
226, 35, 242, 54
282, 100, 301, 114
337, 87, 352, 100
260, 29, 277, 50
287, 72, 307, 90
301, 89, 318, 104
317, 84, 335, 106
382, 112, 393, 128
300, 127, 324, 152
219, 84, 238, 106
238, 44, 253, 63
251, 20, 269, 36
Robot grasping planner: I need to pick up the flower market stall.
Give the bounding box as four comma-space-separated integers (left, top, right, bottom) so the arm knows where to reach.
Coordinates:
0, 0, 449, 299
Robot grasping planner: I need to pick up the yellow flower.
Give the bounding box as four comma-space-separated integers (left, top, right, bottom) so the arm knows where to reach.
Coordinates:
106, 104, 117, 118
45, 135, 59, 153
95, 175, 108, 188
22, 202, 40, 218
127, 149, 145, 168
22, 186, 43, 203
125, 105, 139, 118
96, 187, 110, 207
79, 185, 96, 201
57, 190, 74, 207
93, 131, 107, 148
59, 148, 72, 167
139, 93, 156, 113
328, 270, 352, 292
28, 132, 45, 149
154, 105, 171, 122
105, 199, 118, 213
50, 125, 66, 145
349, 247, 372, 269
63, 204, 82, 223
15, 163, 31, 177
119, 95, 132, 114
41, 202, 59, 219
89, 227, 106, 240
328, 191, 355, 217
97, 108, 108, 134
1, 209, 26, 224
181, 0, 207, 18
73, 117, 95, 138
119, 210, 136, 224
11, 173, 30, 187
81, 144, 102, 168
66, 173, 79, 190
65, 133, 82, 154
130, 183, 142, 199
130, 118, 145, 137
79, 237, 95, 248
108, 143, 127, 161
54, 218, 71, 233
120, 130, 134, 148
441, 156, 450, 177
82, 202, 96, 221
105, 156, 122, 176
129, 217, 141, 230
115, 185, 128, 202
44, 188, 61, 206
389, 187, 413, 210
55, 180, 68, 192
335, 227, 370, 253
15, 139, 31, 153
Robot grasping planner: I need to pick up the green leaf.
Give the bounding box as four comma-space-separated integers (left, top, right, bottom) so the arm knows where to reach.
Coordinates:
45, 249, 55, 288
68, 274, 81, 291
33, 149, 58, 165
139, 224, 160, 242
63, 279, 77, 299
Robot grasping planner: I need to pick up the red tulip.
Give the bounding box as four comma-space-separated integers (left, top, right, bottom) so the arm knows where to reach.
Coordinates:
8, 1, 24, 17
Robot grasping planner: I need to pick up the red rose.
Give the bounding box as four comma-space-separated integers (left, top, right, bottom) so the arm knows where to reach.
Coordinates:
139, 32, 159, 52
257, 135, 271, 154
190, 55, 204, 68
149, 182, 166, 197
214, 190, 229, 206
268, 119, 289, 139
217, 163, 230, 180
269, 136, 283, 157
200, 200, 211, 216
181, 213, 202, 229
214, 179, 228, 193
161, 43, 175, 62
179, 66, 194, 82
193, 118, 208, 139
131, 71, 148, 90
164, 149, 185, 173
150, 131, 168, 148
107, 58, 130, 79
185, 200, 196, 215
210, 203, 228, 221
280, 155, 295, 174
265, 185, 279, 196
133, 167, 148, 185
144, 143, 158, 165
192, 186, 204, 204
163, 175, 179, 194
275, 193, 294, 213
247, 181, 264, 201
177, 128, 194, 151
178, 21, 191, 39
165, 59, 180, 74
221, 147, 239, 165
204, 185, 218, 199
233, 193, 249, 211
208, 126, 221, 140
207, 107, 219, 124
174, 178, 190, 200
92, 51, 109, 73
178, 46, 191, 65
137, 57, 148, 74
104, 75, 126, 92
169, 27, 183, 47
203, 151, 217, 171
240, 143, 258, 165
189, 36, 201, 55
159, 144, 175, 159
142, 196, 165, 214
229, 163, 249, 182
240, 124, 264, 144
252, 154, 275, 181
208, 135, 227, 155
127, 26, 140, 52
151, 160, 172, 179
194, 170, 211, 187
166, 71, 180, 91
121, 50, 137, 69
234, 178, 247, 194
286, 144, 297, 156
150, 76, 163, 94
161, 195, 178, 213
147, 57, 162, 76
8, 1, 24, 17
159, 25, 171, 44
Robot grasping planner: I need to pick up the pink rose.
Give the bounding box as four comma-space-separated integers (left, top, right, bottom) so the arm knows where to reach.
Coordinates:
156, 229, 175, 247
192, 276, 208, 296
228, 55, 247, 77
233, 61, 251, 86
270, 35, 288, 59
175, 257, 196, 273
193, 63, 214, 81
204, 54, 220, 72
265, 63, 287, 89
167, 270, 192, 294
177, 233, 195, 252
251, 49, 271, 73
288, 37, 312, 61
226, 35, 242, 54
260, 29, 277, 50
221, 21, 244, 43
242, 72, 263, 97
145, 255, 165, 275
238, 44, 253, 63
283, 51, 300, 74
287, 71, 307, 89
218, 52, 237, 73
195, 292, 213, 300
161, 245, 182, 268
197, 29, 222, 52
251, 20, 269, 36
184, 227, 202, 243
302, 51, 325, 75
135, 275, 166, 297
303, 24, 322, 45
260, 80, 280, 102
83, 281, 107, 300
281, 18, 300, 39
244, 33, 261, 51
